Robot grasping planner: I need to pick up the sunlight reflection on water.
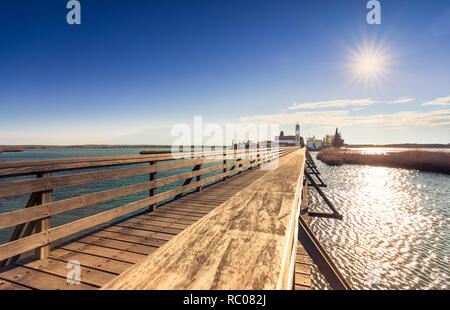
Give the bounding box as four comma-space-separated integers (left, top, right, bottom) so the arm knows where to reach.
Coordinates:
345, 147, 450, 155
309, 153, 449, 290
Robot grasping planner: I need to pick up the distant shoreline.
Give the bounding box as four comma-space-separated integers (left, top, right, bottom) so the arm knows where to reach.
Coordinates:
1, 143, 449, 150
0, 145, 174, 150
345, 144, 450, 149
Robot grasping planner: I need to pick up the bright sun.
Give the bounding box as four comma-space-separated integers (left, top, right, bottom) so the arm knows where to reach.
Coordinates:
358, 54, 382, 75
346, 40, 392, 87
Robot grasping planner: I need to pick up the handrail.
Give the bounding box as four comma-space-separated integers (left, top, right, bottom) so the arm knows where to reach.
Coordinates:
0, 147, 296, 267
0, 147, 292, 178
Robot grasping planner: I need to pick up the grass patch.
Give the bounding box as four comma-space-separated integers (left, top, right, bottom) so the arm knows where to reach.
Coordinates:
316, 148, 450, 174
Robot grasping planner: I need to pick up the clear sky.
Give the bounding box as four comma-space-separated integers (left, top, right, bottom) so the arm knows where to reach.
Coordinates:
1, 0, 449, 145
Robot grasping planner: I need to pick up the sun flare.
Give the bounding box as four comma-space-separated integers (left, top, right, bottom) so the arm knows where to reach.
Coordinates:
357, 54, 382, 75
353, 52, 386, 78
345, 39, 392, 88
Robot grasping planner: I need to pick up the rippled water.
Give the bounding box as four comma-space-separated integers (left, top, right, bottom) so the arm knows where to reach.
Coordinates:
309, 152, 449, 290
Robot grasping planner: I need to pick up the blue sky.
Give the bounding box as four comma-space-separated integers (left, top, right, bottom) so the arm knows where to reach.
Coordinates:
0, 0, 449, 145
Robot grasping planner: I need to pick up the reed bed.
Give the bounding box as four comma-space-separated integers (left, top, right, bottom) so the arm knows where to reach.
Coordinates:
316, 148, 450, 174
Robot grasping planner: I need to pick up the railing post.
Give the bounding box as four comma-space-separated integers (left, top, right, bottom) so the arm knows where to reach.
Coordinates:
35, 172, 52, 260
149, 161, 157, 211
197, 149, 203, 192
223, 146, 227, 181
257, 143, 261, 167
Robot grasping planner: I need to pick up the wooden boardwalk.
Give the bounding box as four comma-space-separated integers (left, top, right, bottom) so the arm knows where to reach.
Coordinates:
0, 147, 323, 290
0, 167, 272, 290
102, 149, 306, 290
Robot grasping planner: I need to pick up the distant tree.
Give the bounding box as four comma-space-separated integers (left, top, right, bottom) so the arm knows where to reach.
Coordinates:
332, 128, 344, 148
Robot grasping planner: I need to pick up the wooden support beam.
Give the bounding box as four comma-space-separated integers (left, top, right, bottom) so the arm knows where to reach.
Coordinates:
223, 149, 227, 181
305, 171, 342, 220
149, 161, 157, 211
298, 215, 352, 290
35, 172, 52, 260
0, 192, 42, 268
305, 155, 327, 187
196, 163, 202, 192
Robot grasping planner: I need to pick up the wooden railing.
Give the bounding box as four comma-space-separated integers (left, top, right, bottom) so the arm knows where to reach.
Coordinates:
0, 147, 296, 268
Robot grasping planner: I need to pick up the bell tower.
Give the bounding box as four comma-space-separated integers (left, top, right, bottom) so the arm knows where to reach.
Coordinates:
295, 122, 300, 146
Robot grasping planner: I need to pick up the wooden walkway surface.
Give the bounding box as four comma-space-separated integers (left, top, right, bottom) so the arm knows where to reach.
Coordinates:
0, 167, 272, 290
294, 181, 311, 290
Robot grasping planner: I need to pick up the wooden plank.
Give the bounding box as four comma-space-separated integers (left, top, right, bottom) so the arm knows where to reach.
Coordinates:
294, 272, 311, 287
103, 226, 175, 242
0, 265, 95, 290
151, 209, 203, 219
101, 149, 305, 290
75, 235, 157, 255
296, 254, 310, 264
48, 249, 132, 274
152, 207, 210, 216
294, 284, 311, 290
113, 219, 183, 235
295, 263, 310, 275
159, 204, 215, 213
126, 217, 190, 230
0, 278, 32, 290
59, 242, 146, 264
124, 214, 193, 227
138, 214, 198, 225
91, 230, 164, 248
16, 257, 116, 287
35, 172, 52, 260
